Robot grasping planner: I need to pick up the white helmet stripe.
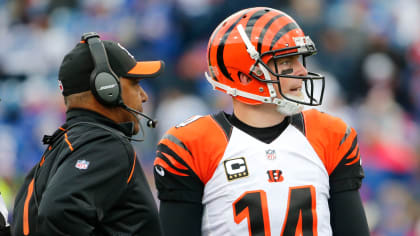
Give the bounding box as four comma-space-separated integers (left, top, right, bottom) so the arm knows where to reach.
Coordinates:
237, 24, 278, 100
236, 24, 259, 61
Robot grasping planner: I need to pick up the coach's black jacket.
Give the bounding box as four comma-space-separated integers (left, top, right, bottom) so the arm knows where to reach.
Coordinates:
12, 109, 162, 236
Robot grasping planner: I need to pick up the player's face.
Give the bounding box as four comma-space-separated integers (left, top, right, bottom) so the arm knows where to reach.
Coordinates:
267, 55, 308, 100
120, 77, 148, 134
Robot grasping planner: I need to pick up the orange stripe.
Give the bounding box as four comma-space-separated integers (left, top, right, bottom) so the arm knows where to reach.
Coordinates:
127, 152, 136, 183
311, 185, 318, 236
154, 158, 189, 176
161, 152, 188, 170
296, 211, 303, 236
260, 191, 272, 235
64, 133, 74, 151
23, 179, 35, 235
39, 156, 45, 167
59, 127, 66, 131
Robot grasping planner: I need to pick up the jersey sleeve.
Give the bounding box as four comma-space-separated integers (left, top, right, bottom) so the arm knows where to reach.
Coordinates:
328, 126, 364, 193
154, 115, 229, 204
303, 109, 364, 193
154, 133, 204, 203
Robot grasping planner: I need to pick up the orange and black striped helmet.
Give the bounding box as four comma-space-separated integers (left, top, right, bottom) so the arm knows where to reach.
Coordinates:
205, 7, 325, 107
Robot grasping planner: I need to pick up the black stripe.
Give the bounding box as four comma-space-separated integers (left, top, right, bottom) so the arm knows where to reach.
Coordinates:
257, 14, 284, 54
217, 10, 250, 81
269, 22, 299, 50
342, 136, 358, 160
208, 19, 226, 81
245, 9, 269, 38
156, 154, 189, 175
157, 143, 194, 174
346, 147, 360, 165
211, 112, 233, 141
290, 113, 305, 135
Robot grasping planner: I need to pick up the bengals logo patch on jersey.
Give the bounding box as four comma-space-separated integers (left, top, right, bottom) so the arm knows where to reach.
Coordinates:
224, 157, 249, 181
267, 170, 284, 182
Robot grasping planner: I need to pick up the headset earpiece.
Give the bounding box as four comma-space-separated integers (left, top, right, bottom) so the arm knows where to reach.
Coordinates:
81, 32, 121, 106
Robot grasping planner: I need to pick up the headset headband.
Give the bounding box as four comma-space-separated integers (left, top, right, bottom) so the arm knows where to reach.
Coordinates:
81, 32, 121, 106
82, 32, 118, 79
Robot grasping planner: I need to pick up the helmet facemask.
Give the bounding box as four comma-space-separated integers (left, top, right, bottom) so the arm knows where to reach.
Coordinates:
237, 24, 325, 115
250, 38, 325, 105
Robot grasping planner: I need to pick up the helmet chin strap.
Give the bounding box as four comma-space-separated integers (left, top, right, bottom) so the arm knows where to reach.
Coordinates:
273, 96, 304, 116
257, 56, 304, 116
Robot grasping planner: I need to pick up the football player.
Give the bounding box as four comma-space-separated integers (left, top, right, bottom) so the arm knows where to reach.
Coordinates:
154, 7, 369, 236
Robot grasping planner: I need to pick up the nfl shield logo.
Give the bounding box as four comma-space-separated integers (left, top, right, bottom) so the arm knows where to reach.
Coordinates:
265, 149, 276, 160
75, 160, 90, 170
58, 80, 63, 92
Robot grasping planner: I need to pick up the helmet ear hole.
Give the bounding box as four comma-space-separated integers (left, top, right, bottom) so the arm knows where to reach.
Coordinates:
237, 72, 252, 85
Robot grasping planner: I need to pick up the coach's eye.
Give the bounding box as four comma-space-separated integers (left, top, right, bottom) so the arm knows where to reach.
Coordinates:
133, 79, 141, 85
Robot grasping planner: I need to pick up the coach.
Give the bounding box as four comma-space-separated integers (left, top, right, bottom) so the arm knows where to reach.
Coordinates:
12, 33, 164, 236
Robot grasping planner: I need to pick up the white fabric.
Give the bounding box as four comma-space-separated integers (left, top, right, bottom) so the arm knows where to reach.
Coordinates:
0, 194, 8, 226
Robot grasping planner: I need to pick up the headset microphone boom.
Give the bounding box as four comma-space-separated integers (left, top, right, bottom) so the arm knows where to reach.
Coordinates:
119, 102, 158, 128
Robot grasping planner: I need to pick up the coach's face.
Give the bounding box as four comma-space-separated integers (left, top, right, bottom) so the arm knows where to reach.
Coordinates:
120, 77, 148, 134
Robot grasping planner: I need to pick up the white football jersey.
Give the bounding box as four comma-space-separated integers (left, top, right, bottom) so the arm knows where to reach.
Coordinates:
154, 109, 363, 236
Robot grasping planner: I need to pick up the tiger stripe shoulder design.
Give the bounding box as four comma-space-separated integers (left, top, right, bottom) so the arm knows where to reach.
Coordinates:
154, 113, 232, 198
302, 109, 363, 184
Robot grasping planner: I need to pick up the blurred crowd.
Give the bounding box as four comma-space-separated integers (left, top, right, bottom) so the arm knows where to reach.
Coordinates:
0, 0, 419, 235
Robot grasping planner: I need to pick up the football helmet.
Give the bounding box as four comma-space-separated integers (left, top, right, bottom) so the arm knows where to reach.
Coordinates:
205, 7, 325, 115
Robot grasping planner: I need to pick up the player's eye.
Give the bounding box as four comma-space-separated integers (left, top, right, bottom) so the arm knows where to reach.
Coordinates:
279, 60, 291, 66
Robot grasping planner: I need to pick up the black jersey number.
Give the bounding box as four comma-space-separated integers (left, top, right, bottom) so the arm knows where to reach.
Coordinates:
232, 186, 317, 236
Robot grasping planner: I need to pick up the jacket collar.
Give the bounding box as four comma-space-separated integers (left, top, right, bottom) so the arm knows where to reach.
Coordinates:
66, 108, 135, 137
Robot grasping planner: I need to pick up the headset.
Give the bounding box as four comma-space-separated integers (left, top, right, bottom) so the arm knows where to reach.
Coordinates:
81, 32, 157, 128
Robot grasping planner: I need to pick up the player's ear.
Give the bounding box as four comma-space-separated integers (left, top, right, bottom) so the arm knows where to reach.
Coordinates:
238, 72, 252, 85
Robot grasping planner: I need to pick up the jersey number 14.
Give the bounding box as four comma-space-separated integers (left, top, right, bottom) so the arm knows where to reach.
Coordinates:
233, 185, 317, 236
